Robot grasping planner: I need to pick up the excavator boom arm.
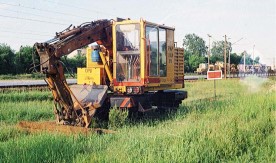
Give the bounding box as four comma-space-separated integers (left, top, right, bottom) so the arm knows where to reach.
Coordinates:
35, 19, 112, 73
33, 19, 113, 127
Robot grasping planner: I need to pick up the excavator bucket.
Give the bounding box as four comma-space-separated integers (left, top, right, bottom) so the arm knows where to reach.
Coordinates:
70, 84, 108, 109
17, 85, 110, 134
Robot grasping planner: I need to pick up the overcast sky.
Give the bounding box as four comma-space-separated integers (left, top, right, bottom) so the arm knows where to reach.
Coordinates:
0, 0, 275, 66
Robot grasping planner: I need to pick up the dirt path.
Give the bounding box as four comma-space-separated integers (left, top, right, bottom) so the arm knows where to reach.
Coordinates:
17, 121, 115, 135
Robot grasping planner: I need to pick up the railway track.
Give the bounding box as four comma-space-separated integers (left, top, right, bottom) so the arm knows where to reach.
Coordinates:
0, 79, 77, 87
0, 73, 274, 89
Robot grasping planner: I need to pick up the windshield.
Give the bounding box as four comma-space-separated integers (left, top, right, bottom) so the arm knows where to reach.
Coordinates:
116, 24, 140, 82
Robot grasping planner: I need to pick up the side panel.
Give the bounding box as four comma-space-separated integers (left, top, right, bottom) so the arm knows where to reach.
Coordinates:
174, 48, 184, 86
77, 68, 104, 85
166, 29, 175, 84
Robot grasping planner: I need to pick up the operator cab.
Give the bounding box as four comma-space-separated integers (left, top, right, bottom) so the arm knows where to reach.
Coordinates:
113, 19, 184, 93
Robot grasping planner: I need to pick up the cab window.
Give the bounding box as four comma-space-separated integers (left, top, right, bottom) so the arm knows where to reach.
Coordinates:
146, 26, 158, 76
159, 28, 166, 77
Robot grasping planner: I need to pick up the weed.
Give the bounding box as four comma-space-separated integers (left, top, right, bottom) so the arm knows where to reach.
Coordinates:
108, 106, 128, 129
0, 78, 274, 162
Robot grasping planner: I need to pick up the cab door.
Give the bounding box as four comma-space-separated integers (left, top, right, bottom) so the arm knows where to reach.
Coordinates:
145, 26, 160, 86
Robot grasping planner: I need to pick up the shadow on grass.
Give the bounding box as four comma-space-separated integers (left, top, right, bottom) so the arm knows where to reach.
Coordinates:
125, 97, 225, 128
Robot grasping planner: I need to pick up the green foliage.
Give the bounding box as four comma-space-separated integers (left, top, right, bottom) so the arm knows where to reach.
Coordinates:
0, 124, 29, 142
0, 90, 53, 124
183, 33, 207, 57
240, 54, 254, 65
108, 106, 128, 129
0, 134, 97, 163
230, 53, 242, 65
0, 90, 51, 102
0, 101, 53, 124
0, 79, 275, 162
254, 56, 260, 64
187, 53, 205, 72
0, 42, 86, 75
0, 43, 16, 74
61, 54, 86, 73
15, 46, 37, 74
183, 34, 207, 72
210, 40, 231, 63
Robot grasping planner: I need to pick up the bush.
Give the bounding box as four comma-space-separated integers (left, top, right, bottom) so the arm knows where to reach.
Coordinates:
108, 106, 128, 129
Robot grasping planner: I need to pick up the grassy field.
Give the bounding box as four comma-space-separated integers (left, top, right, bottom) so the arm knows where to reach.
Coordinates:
0, 77, 275, 162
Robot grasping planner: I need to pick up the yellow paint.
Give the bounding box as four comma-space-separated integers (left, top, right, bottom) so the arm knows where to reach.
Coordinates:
140, 19, 146, 80
112, 19, 142, 81
86, 47, 104, 68
144, 83, 183, 92
77, 67, 103, 85
114, 86, 126, 93
99, 51, 113, 82
78, 19, 185, 91
166, 29, 175, 85
86, 47, 92, 68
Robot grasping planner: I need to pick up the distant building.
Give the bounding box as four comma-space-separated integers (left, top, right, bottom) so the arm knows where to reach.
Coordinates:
237, 64, 268, 73
67, 48, 86, 58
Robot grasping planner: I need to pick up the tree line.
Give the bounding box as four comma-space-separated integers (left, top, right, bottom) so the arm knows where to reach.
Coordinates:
183, 33, 259, 72
0, 43, 85, 74
0, 33, 259, 75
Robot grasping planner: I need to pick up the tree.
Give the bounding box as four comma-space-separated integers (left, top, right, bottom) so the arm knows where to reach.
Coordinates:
183, 34, 207, 72
74, 53, 86, 68
240, 53, 253, 65
210, 41, 231, 64
15, 45, 35, 74
188, 54, 205, 71
183, 33, 207, 57
254, 56, 260, 64
61, 53, 86, 73
0, 43, 16, 74
230, 53, 242, 65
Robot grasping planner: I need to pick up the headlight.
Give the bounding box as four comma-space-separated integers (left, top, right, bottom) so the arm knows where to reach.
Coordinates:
126, 87, 133, 94
133, 87, 140, 94
126, 86, 141, 94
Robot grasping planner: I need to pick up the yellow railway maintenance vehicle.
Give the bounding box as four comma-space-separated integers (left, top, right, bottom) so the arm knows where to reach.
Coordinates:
34, 18, 187, 128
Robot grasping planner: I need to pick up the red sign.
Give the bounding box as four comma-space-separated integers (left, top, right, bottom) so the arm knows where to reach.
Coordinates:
207, 70, 222, 80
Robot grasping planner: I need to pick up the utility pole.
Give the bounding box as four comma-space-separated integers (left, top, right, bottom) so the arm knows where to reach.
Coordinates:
253, 44, 255, 65
224, 35, 227, 79
244, 51, 246, 73
208, 34, 211, 70
228, 38, 231, 77
273, 57, 276, 71
228, 48, 231, 76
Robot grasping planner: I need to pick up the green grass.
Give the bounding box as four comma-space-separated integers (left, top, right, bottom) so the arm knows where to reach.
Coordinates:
0, 77, 275, 162
0, 90, 53, 123
0, 73, 76, 80
0, 90, 51, 102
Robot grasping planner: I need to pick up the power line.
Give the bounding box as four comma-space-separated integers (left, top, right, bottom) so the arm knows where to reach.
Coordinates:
0, 2, 92, 19
0, 25, 54, 35
0, 29, 52, 37
44, 0, 117, 17
0, 7, 79, 24
0, 14, 67, 25
0, 34, 46, 40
